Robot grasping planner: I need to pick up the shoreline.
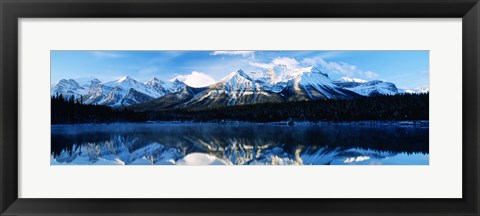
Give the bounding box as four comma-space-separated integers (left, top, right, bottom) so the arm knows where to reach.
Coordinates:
51, 120, 429, 127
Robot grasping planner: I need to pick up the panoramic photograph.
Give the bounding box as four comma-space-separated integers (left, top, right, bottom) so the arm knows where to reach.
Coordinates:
51, 50, 429, 165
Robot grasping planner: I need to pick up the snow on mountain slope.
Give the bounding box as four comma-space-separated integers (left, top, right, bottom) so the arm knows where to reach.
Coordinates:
257, 65, 314, 93
163, 79, 187, 93
269, 64, 313, 83
131, 67, 361, 111
103, 76, 163, 99
251, 66, 358, 100
182, 69, 284, 108
295, 68, 358, 100
79, 76, 153, 106
121, 88, 155, 106
52, 65, 411, 110
144, 78, 186, 96
257, 66, 359, 101
334, 80, 398, 96
82, 84, 112, 105
399, 86, 429, 94
219, 69, 259, 100
144, 77, 166, 94
130, 86, 208, 111
51, 79, 90, 99
74, 77, 102, 88
51, 76, 186, 107
416, 86, 429, 93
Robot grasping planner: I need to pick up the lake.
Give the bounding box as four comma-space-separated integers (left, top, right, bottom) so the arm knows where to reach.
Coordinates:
51, 122, 429, 165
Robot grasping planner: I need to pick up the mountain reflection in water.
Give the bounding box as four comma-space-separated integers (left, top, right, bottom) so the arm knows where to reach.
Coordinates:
51, 122, 429, 165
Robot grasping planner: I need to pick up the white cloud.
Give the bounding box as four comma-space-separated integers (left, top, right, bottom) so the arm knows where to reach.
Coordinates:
340, 77, 367, 83
171, 71, 216, 87
91, 51, 124, 58
249, 57, 312, 78
303, 57, 379, 80
250, 57, 300, 70
272, 57, 299, 69
211, 51, 255, 58
301, 58, 316, 65
249, 62, 274, 69
364, 71, 379, 79
249, 56, 379, 81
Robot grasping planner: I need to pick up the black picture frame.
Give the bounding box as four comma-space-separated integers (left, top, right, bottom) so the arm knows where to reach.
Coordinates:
1, 0, 479, 215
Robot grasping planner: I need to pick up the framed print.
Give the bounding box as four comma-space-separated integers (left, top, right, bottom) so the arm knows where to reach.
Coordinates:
1, 0, 479, 215
49, 50, 430, 166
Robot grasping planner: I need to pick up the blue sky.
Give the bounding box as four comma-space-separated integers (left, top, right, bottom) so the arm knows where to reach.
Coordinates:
51, 50, 429, 89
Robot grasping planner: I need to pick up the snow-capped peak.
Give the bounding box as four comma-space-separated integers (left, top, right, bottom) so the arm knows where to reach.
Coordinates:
267, 64, 315, 83
117, 76, 135, 83
221, 69, 253, 82
52, 75, 189, 107
414, 86, 429, 93
145, 77, 163, 86
217, 69, 258, 95
51, 79, 87, 99
400, 86, 429, 94
163, 79, 186, 93
168, 78, 180, 82
147, 77, 159, 82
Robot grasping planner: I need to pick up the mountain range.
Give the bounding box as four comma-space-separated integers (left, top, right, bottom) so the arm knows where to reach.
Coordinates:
51, 76, 185, 107
51, 66, 427, 111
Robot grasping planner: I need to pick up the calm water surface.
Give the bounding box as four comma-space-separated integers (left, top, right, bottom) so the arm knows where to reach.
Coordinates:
51, 122, 429, 165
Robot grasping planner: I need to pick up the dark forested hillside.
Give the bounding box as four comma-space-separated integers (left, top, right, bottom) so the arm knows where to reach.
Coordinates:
151, 93, 429, 122
51, 93, 428, 124
51, 94, 142, 124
